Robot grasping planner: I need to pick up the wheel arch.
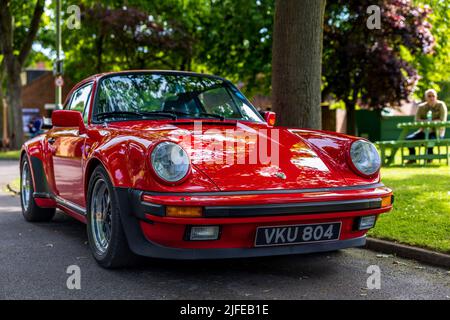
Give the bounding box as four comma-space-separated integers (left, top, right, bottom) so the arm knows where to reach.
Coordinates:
84, 155, 130, 196
20, 145, 51, 196
84, 157, 106, 200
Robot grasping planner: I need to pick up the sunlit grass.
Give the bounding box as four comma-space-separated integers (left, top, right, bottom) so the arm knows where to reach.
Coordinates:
0, 150, 21, 160
369, 166, 450, 253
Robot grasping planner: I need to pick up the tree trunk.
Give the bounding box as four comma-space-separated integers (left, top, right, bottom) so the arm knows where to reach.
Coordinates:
6, 61, 23, 149
0, 65, 4, 147
345, 99, 356, 136
345, 76, 360, 135
0, 0, 44, 149
0, 87, 4, 148
271, 0, 326, 129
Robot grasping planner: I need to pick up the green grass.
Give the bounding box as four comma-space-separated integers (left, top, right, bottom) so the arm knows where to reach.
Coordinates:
369, 166, 450, 253
0, 150, 21, 160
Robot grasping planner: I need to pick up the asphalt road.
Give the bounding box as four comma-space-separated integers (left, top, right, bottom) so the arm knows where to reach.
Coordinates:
0, 160, 449, 300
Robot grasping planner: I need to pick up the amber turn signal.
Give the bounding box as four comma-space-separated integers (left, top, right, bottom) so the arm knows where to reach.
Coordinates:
381, 196, 392, 208
166, 206, 203, 217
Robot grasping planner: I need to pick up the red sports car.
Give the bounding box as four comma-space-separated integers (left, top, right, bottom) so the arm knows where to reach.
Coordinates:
20, 71, 393, 268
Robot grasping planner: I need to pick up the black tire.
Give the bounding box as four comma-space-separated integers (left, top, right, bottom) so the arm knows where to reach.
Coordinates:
86, 166, 138, 268
20, 157, 55, 222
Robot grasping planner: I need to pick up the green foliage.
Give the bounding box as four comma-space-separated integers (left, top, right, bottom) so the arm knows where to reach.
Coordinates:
60, 1, 194, 81
4, 0, 51, 68
24, 0, 450, 109
38, 0, 274, 98
323, 0, 434, 109
0, 150, 20, 160
194, 0, 274, 96
412, 0, 450, 105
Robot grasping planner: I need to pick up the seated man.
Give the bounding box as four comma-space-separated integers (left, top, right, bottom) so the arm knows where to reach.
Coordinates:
406, 89, 448, 163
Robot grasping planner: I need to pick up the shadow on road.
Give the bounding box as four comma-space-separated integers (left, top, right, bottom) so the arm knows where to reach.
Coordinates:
30, 210, 342, 279
3, 194, 449, 299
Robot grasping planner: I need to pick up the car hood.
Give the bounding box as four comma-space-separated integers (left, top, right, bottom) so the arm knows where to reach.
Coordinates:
112, 120, 353, 191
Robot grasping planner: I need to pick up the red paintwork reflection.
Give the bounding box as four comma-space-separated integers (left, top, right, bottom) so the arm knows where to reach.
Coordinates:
51, 128, 85, 206
23, 118, 384, 207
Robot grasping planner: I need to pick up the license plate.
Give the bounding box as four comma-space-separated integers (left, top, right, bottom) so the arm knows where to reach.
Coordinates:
254, 222, 341, 247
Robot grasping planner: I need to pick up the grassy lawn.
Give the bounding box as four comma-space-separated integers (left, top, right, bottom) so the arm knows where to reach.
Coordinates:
0, 150, 21, 160
369, 165, 450, 253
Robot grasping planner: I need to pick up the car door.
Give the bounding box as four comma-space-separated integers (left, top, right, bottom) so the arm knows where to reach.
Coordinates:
49, 83, 93, 208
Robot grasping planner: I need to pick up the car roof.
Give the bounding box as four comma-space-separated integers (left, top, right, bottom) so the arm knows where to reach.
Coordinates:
79, 70, 227, 85
65, 70, 230, 107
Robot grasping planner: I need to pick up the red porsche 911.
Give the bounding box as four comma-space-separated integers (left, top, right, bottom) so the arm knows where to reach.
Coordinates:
20, 71, 393, 268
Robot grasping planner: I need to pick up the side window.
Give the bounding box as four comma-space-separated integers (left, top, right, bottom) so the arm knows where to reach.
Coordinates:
67, 84, 93, 123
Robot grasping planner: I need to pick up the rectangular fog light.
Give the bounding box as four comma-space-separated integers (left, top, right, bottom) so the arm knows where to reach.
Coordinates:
188, 226, 220, 241
357, 215, 377, 230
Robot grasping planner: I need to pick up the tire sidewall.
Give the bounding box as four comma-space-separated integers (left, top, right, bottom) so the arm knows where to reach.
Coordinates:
86, 166, 121, 263
20, 157, 34, 219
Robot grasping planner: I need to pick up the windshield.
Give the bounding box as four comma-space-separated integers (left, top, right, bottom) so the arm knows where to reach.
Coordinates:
93, 73, 264, 123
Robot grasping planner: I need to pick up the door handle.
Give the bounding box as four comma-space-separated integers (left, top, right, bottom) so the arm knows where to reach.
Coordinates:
48, 137, 56, 145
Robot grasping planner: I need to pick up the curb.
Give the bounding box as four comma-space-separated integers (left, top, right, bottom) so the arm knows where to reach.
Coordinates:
366, 237, 450, 269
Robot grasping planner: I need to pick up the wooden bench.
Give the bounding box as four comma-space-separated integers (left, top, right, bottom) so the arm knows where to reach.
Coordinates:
376, 139, 450, 165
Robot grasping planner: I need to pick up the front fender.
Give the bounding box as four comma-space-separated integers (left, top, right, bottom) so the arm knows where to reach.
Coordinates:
84, 134, 219, 193
85, 139, 133, 190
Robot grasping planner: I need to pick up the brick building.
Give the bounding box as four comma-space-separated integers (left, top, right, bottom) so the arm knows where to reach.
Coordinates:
21, 69, 72, 117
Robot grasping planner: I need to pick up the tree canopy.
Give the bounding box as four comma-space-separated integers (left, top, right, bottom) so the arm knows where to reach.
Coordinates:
3, 0, 450, 146
323, 0, 435, 134
55, 0, 273, 98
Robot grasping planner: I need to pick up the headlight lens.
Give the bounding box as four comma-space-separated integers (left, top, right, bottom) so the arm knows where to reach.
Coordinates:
151, 142, 190, 183
349, 140, 381, 176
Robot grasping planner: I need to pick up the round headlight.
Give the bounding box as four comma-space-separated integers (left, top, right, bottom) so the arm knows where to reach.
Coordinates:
151, 142, 190, 183
349, 140, 381, 176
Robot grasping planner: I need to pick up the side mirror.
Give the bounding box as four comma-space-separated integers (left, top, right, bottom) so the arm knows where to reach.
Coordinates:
261, 111, 276, 126
51, 110, 86, 134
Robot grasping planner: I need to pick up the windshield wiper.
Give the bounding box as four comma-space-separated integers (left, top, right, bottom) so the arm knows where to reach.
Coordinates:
95, 111, 176, 121
139, 111, 177, 120
198, 112, 225, 121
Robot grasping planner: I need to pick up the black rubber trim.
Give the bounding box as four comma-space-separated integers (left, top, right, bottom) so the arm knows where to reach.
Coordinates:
143, 183, 385, 197
138, 188, 382, 218
29, 156, 51, 194
203, 198, 382, 218
121, 189, 165, 218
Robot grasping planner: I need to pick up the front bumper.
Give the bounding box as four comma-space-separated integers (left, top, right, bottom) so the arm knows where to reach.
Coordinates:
115, 184, 393, 259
